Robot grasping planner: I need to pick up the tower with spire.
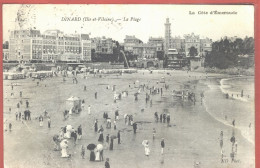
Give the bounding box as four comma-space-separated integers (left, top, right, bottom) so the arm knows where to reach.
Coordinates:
164, 18, 171, 54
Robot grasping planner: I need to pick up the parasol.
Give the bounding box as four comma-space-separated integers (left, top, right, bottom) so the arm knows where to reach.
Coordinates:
98, 127, 104, 132
142, 140, 149, 146
87, 143, 96, 150
66, 125, 72, 131
96, 144, 103, 151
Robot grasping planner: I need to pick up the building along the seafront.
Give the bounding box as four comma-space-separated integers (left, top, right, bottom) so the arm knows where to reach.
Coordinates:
8, 29, 92, 62
123, 35, 143, 52
91, 37, 114, 54
164, 18, 212, 69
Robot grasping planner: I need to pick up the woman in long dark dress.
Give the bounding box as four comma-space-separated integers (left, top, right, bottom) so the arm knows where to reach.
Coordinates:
98, 130, 104, 142
90, 150, 95, 161
94, 120, 98, 132
109, 138, 114, 150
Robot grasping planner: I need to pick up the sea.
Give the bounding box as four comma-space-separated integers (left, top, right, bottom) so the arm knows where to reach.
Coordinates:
202, 76, 255, 145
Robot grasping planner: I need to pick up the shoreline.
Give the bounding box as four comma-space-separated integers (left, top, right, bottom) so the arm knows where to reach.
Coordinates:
201, 77, 255, 145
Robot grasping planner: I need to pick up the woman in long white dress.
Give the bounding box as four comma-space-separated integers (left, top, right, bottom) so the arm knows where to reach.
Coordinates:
60, 140, 69, 158
39, 116, 43, 127
94, 148, 100, 161
88, 105, 91, 115
142, 140, 150, 156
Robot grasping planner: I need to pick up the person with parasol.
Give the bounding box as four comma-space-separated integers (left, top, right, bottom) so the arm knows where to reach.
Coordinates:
133, 122, 137, 133
94, 119, 98, 132
87, 143, 96, 161
95, 144, 104, 162
142, 140, 150, 157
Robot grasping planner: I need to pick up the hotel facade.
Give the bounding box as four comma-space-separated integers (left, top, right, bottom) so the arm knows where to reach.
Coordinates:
8, 29, 92, 62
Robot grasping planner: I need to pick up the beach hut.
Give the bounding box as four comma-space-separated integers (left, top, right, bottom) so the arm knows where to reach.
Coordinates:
66, 96, 82, 113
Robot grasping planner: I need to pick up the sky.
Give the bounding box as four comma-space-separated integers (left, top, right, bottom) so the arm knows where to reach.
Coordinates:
3, 4, 254, 43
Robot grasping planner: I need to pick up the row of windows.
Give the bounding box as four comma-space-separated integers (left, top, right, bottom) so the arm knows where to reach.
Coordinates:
32, 40, 42, 43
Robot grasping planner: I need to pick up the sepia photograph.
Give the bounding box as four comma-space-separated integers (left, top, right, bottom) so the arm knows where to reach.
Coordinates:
2, 4, 255, 168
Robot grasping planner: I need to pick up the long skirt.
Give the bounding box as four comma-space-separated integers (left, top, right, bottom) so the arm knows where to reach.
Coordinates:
65, 131, 71, 138
95, 151, 100, 161
98, 133, 104, 142
145, 147, 150, 156
61, 148, 69, 157
40, 121, 43, 127
90, 151, 95, 161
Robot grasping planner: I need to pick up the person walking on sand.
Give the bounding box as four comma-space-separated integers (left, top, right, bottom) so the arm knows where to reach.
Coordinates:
98, 126, 104, 142
133, 123, 137, 133
71, 130, 77, 145
161, 138, 165, 154
117, 131, 121, 144
78, 125, 82, 140
105, 158, 110, 168
48, 117, 51, 128
115, 108, 119, 120
9, 123, 12, 132
113, 120, 117, 130
220, 131, 223, 149
153, 128, 156, 140
109, 138, 114, 150
26, 100, 29, 108
81, 145, 85, 159
144, 141, 150, 157
15, 112, 18, 120
88, 105, 91, 115
39, 115, 43, 127
94, 119, 98, 132
90, 150, 95, 161
19, 112, 21, 120
100, 149, 104, 161
106, 134, 110, 145
27, 110, 31, 120
167, 114, 171, 126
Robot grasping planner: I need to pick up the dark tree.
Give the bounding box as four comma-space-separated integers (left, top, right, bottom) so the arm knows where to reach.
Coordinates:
189, 46, 198, 57
157, 51, 165, 60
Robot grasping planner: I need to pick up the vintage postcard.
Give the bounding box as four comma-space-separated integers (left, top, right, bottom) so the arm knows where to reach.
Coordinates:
2, 4, 255, 168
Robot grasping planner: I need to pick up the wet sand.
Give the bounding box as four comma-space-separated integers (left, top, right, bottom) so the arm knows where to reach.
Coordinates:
3, 70, 255, 168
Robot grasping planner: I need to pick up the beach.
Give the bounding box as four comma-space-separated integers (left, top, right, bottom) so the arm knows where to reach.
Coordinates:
3, 70, 255, 168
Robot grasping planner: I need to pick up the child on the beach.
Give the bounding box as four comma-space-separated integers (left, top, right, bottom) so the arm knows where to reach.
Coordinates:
153, 128, 156, 140
81, 145, 85, 159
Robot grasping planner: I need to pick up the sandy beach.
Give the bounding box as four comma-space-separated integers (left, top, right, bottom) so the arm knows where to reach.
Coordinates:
3, 70, 255, 168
